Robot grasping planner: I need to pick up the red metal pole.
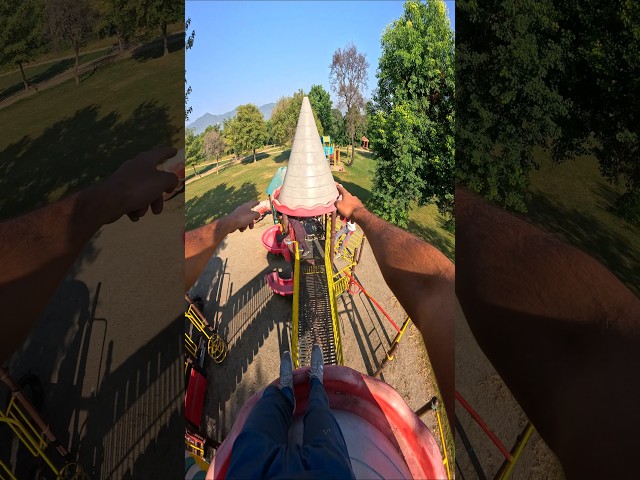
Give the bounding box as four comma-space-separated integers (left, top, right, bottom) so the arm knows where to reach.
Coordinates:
455, 390, 513, 461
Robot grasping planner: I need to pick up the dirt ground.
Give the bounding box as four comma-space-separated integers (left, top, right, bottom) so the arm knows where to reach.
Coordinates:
455, 302, 565, 479
2, 197, 184, 479
187, 217, 445, 462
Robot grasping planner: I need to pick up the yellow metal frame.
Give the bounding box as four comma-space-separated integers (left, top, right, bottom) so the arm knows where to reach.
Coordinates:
496, 422, 535, 480
325, 218, 344, 365
434, 406, 452, 480
291, 242, 301, 368
0, 397, 89, 479
0, 397, 59, 476
185, 306, 228, 363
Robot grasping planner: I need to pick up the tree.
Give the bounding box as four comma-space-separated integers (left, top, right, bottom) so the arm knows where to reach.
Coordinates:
226, 104, 267, 163
46, 0, 96, 86
456, 0, 567, 212
0, 0, 47, 92
186, 128, 204, 177
269, 90, 323, 146
552, 0, 640, 223
185, 17, 195, 121
94, 0, 137, 52
330, 43, 369, 166
138, 0, 182, 56
330, 108, 348, 146
269, 96, 296, 146
368, 0, 455, 229
308, 84, 333, 139
204, 128, 226, 175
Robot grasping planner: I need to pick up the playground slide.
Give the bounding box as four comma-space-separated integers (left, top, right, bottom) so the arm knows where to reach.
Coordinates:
266, 271, 294, 296
261, 225, 284, 254
207, 366, 446, 479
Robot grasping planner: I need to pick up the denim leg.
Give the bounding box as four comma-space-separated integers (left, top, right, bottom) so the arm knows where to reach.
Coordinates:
226, 385, 295, 479
300, 378, 355, 479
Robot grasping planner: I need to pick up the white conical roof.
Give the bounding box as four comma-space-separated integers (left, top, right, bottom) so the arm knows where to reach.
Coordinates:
274, 96, 338, 216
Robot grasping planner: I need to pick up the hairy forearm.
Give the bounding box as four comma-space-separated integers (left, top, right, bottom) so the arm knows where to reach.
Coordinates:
351, 207, 455, 424
455, 186, 640, 476
0, 183, 110, 362
185, 218, 232, 291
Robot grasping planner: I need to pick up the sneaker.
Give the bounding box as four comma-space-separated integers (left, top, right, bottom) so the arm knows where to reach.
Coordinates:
309, 344, 324, 384
280, 351, 294, 390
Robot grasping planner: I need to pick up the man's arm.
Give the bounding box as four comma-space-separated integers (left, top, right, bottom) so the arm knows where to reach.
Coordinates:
0, 147, 180, 363
456, 185, 640, 478
185, 201, 260, 291
335, 185, 455, 426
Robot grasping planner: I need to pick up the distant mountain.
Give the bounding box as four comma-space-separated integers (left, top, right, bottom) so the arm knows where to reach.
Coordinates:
187, 102, 276, 134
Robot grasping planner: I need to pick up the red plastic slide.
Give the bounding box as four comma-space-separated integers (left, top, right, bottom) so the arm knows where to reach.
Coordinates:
261, 225, 284, 255
207, 366, 446, 479
266, 271, 294, 296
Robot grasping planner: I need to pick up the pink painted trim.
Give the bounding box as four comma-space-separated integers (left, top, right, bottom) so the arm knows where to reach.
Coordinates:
272, 186, 337, 217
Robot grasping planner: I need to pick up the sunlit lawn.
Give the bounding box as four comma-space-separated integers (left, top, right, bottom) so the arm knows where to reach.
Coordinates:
185, 147, 455, 260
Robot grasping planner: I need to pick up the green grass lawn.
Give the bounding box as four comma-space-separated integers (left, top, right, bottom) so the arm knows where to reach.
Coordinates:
0, 44, 184, 221
527, 147, 640, 295
185, 147, 455, 260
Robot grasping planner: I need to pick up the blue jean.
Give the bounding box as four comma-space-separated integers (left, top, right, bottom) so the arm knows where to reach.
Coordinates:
226, 379, 355, 479
334, 227, 354, 254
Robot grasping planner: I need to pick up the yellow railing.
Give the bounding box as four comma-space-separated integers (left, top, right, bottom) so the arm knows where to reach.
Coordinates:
325, 218, 344, 365
185, 306, 227, 363
291, 241, 301, 368
0, 398, 59, 477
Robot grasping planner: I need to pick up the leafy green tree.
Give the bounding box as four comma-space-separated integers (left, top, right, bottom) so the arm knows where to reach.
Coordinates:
94, 0, 137, 52
185, 17, 195, 121
204, 128, 226, 175
138, 0, 182, 56
46, 0, 96, 86
330, 43, 369, 166
227, 104, 268, 163
269, 90, 323, 146
0, 0, 47, 92
456, 0, 567, 212
552, 0, 640, 223
308, 84, 333, 139
186, 128, 204, 177
368, 0, 455, 228
330, 108, 348, 146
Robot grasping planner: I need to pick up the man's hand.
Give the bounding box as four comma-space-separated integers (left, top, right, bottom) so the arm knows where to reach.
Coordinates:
96, 147, 180, 224
335, 184, 366, 221
220, 201, 261, 235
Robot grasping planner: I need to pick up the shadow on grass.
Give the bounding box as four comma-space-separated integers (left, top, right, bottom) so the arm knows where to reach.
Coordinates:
407, 218, 455, 262
333, 179, 372, 203
0, 100, 177, 222
185, 181, 260, 230
272, 149, 289, 164
0, 59, 77, 102
526, 192, 640, 296
132, 32, 184, 62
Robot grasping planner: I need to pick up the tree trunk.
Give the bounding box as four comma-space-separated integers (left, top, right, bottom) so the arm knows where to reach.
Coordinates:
162, 23, 169, 56
74, 43, 80, 86
117, 30, 125, 52
216, 158, 219, 175
18, 62, 29, 91
253, 148, 257, 163
192, 165, 199, 178
350, 133, 355, 166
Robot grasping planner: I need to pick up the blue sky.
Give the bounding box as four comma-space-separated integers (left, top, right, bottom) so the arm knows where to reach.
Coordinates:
186, 1, 455, 123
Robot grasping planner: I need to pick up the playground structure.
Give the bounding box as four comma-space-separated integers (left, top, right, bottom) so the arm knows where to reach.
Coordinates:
184, 295, 227, 462
0, 367, 90, 480
322, 135, 343, 171
180, 97, 451, 479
